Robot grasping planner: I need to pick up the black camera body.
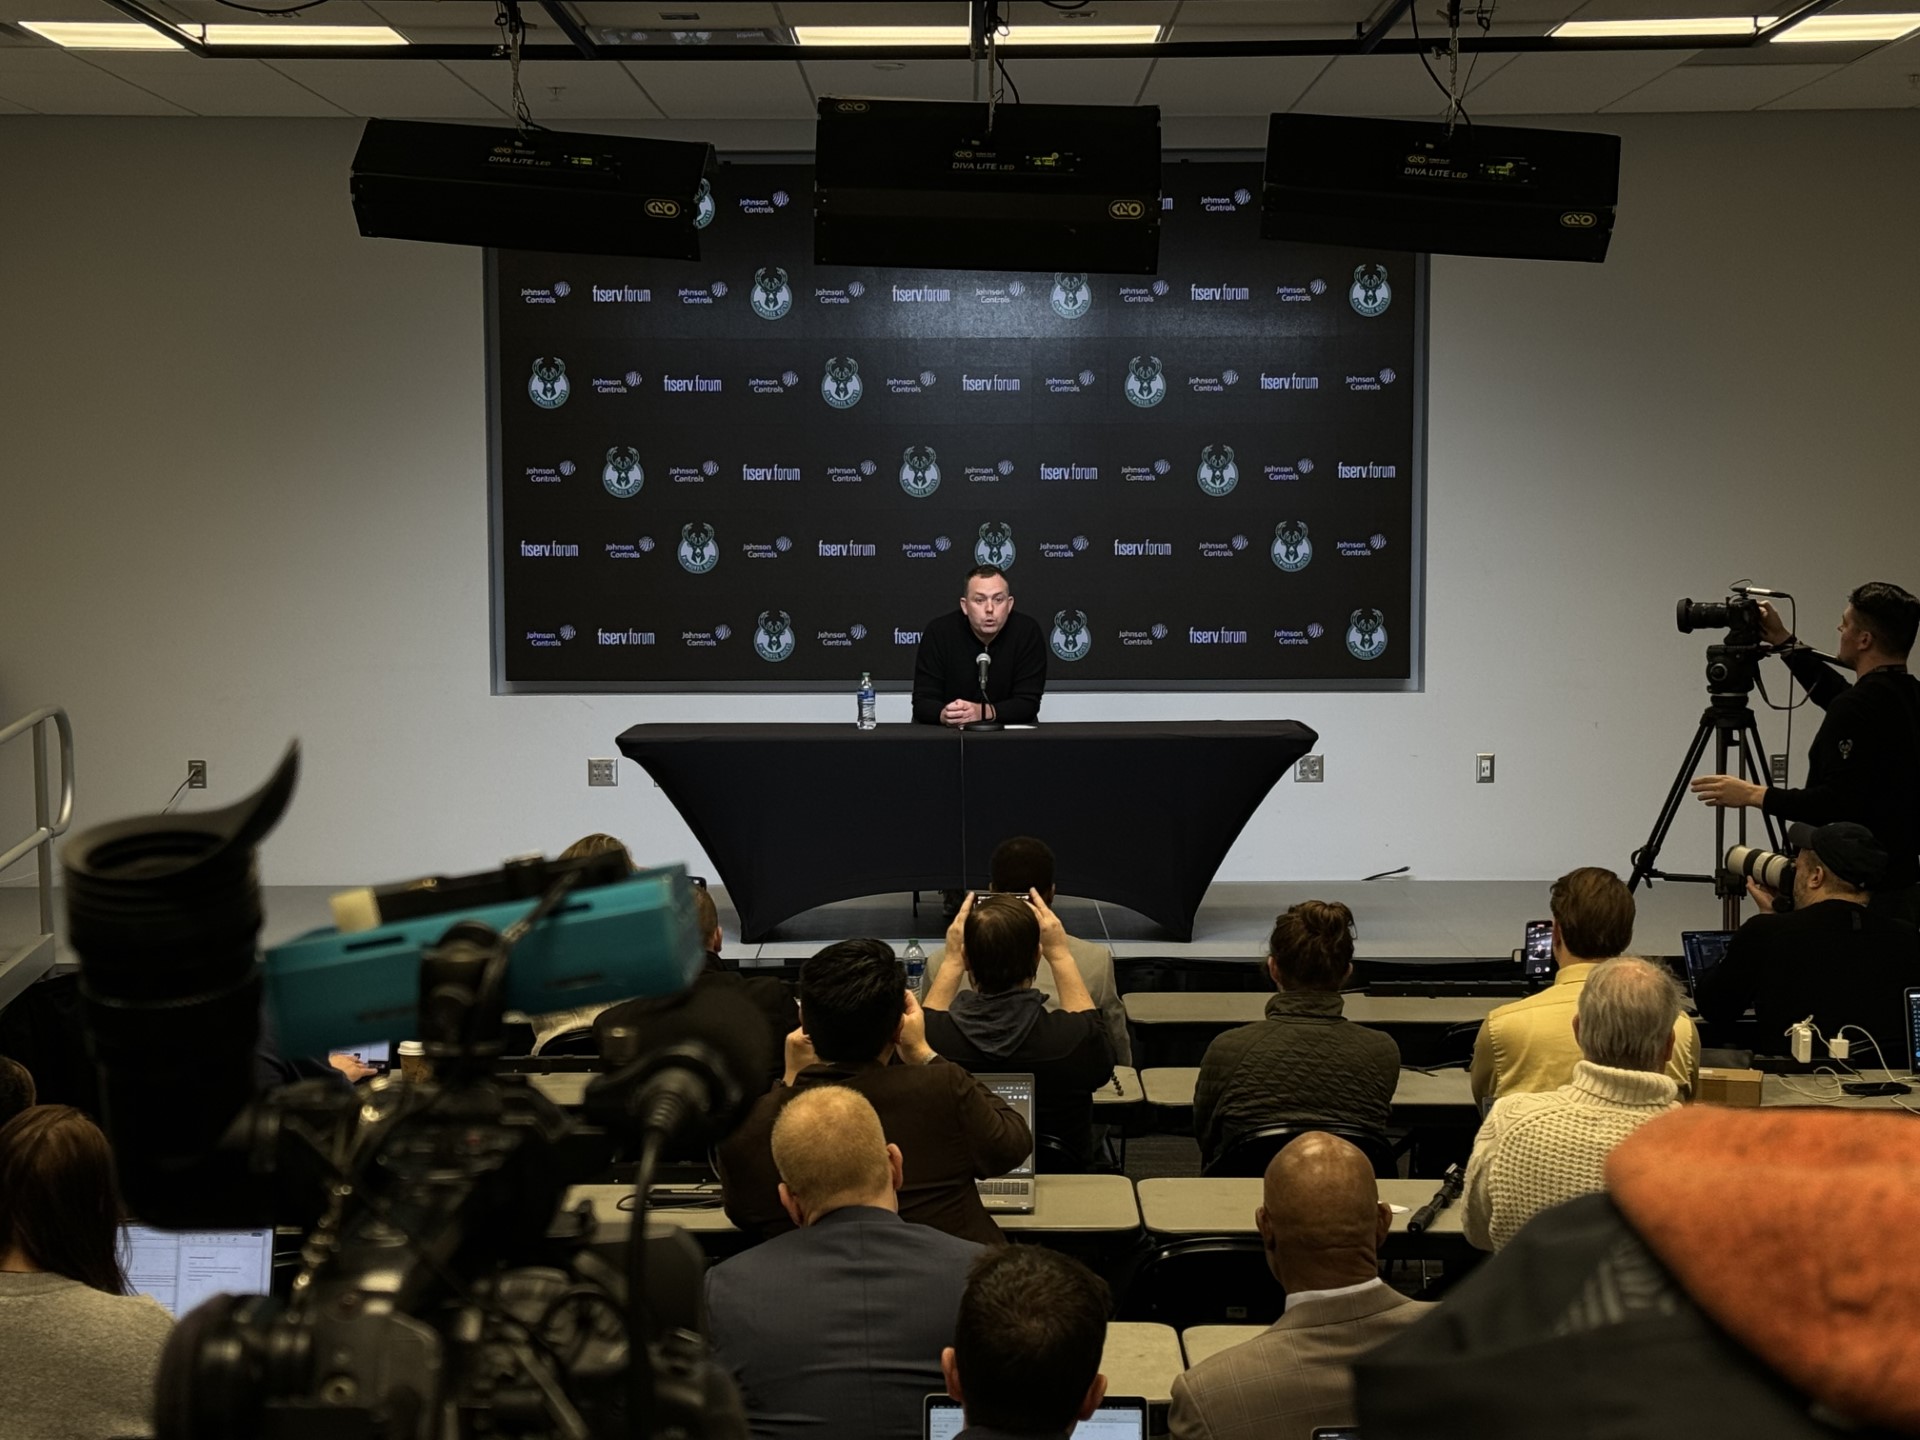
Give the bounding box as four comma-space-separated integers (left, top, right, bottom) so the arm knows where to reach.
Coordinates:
1676, 593, 1772, 696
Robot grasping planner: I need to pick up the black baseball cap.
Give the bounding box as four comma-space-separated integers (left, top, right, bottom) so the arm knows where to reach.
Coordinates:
1806, 823, 1887, 889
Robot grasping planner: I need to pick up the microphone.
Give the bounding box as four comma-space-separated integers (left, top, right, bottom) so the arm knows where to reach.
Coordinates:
1731, 584, 1791, 599
1407, 1162, 1464, 1234
977, 650, 991, 694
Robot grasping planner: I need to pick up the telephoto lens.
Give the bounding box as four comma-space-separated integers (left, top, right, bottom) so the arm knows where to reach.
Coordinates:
1676, 598, 1734, 633
61, 745, 299, 1225
1725, 843, 1795, 895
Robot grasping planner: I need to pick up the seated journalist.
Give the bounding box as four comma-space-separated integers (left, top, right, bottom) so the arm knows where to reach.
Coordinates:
941, 1246, 1112, 1440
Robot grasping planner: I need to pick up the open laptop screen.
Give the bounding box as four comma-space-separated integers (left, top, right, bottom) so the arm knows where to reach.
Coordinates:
118, 1226, 274, 1318
1680, 931, 1734, 993
926, 1396, 1148, 1440
1907, 986, 1920, 1074
977, 1073, 1036, 1178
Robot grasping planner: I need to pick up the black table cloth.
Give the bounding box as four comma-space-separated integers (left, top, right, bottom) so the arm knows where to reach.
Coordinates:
616, 721, 1318, 943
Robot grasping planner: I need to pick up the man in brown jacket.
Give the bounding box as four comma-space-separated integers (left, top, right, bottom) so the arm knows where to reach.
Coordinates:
718, 938, 1032, 1247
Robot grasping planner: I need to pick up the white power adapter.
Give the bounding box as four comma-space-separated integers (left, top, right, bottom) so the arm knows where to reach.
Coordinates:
1829, 1036, 1852, 1062
1789, 1020, 1814, 1064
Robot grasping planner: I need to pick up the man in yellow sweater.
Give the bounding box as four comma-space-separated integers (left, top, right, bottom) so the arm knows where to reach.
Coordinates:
1469, 867, 1698, 1103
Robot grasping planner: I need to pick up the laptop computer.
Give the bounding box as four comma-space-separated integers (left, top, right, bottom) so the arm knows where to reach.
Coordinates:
1905, 986, 1920, 1076
118, 1225, 274, 1319
335, 1039, 392, 1075
925, 1395, 1148, 1440
974, 1072, 1037, 1215
1680, 931, 1734, 995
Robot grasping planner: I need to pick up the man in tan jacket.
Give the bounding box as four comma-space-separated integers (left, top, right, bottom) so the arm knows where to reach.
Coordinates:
1169, 1133, 1434, 1440
1469, 867, 1698, 1103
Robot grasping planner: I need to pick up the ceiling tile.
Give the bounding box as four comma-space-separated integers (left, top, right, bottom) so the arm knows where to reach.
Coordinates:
576, 2, 784, 23
1465, 48, 1694, 111
0, 90, 33, 109
163, 0, 392, 20
800, 56, 977, 100
0, 48, 189, 110
265, 57, 508, 116
1137, 54, 1332, 114
443, 56, 666, 118
1294, 52, 1517, 115
780, 1, 967, 22
982, 55, 1156, 104
77, 52, 347, 113
1601, 58, 1842, 107
623, 56, 813, 115
1760, 58, 1920, 105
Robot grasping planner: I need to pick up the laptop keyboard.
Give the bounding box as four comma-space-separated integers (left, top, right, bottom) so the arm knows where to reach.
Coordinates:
977, 1180, 1031, 1195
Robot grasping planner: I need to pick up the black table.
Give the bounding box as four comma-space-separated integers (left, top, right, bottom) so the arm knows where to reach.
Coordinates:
615, 721, 1317, 943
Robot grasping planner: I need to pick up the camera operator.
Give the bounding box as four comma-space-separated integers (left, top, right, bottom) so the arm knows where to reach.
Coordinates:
1690, 582, 1920, 924
1694, 823, 1920, 1056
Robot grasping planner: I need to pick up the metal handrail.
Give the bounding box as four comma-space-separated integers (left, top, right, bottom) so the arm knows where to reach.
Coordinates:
0, 707, 74, 1008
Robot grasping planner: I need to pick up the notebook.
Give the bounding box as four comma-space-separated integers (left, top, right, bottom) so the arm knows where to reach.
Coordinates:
974, 1072, 1037, 1214
1680, 931, 1734, 994
118, 1225, 274, 1319
925, 1395, 1148, 1440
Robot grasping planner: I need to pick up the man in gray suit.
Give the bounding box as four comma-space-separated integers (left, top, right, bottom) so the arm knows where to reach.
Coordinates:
706, 1085, 983, 1440
1169, 1133, 1436, 1440
923, 836, 1131, 1066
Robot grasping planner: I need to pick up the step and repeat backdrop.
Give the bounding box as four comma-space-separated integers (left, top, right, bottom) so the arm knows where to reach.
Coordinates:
490, 161, 1423, 691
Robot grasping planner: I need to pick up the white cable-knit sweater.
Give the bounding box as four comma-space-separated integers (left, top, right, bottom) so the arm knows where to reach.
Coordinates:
1462, 1059, 1680, 1251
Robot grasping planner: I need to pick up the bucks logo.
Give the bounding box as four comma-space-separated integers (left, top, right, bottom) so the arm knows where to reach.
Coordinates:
1050, 272, 1090, 320
754, 609, 795, 663
693, 178, 715, 230
1271, 520, 1312, 572
1125, 354, 1166, 408
822, 356, 863, 409
1349, 264, 1392, 317
1050, 609, 1092, 663
602, 447, 643, 499
529, 357, 569, 409
976, 522, 1015, 569
900, 446, 941, 499
751, 265, 792, 320
1198, 444, 1239, 497
677, 522, 718, 574
1347, 608, 1389, 660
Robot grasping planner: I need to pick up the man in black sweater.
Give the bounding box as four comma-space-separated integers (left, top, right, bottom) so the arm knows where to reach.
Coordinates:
922, 892, 1115, 1170
1695, 822, 1920, 1059
912, 565, 1049, 726
1691, 582, 1920, 921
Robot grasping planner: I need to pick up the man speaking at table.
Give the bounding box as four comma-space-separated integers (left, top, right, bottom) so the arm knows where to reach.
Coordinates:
912, 565, 1049, 728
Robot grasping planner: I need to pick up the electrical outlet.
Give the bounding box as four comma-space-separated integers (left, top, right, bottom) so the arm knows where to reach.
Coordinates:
1295, 754, 1324, 783
186, 760, 207, 790
587, 758, 619, 787
1476, 753, 1496, 784
1770, 753, 1788, 785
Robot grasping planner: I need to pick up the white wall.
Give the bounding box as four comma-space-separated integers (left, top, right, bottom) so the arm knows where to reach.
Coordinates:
3, 111, 1917, 888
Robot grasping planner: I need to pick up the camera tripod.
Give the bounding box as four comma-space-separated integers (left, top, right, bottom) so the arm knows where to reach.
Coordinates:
1628, 689, 1781, 930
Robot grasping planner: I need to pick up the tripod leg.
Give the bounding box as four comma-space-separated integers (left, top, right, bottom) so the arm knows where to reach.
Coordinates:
1629, 719, 1717, 891
1741, 720, 1783, 850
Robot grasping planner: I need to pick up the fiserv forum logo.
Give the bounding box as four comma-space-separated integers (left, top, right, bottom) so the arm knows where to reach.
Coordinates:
678, 523, 718, 574
602, 447, 643, 498
822, 356, 863, 408
1125, 355, 1166, 408
900, 446, 941, 498
1050, 609, 1092, 662
976, 522, 1015, 569
1271, 520, 1312, 572
751, 265, 792, 320
1349, 264, 1392, 317
754, 609, 795, 662
529, 357, 569, 408
1050, 272, 1091, 320
1347, 608, 1389, 660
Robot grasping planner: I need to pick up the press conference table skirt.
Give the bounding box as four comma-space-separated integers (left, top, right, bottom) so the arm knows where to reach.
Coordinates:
615, 720, 1318, 943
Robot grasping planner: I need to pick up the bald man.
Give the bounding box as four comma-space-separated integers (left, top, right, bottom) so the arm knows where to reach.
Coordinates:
705, 1086, 984, 1440
1168, 1133, 1436, 1440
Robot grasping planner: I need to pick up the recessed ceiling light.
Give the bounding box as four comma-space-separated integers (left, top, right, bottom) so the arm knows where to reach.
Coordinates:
1550, 17, 1775, 37
1770, 11, 1920, 41
19, 20, 185, 49
185, 23, 407, 45
792, 24, 1160, 46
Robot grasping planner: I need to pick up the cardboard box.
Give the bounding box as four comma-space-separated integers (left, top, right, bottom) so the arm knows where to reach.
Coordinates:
1695, 1067, 1764, 1107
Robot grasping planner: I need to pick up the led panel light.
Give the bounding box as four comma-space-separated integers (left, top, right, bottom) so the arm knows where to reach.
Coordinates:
1550, 17, 1776, 37
18, 20, 185, 49
1770, 12, 1920, 40
793, 24, 1161, 46
190, 23, 407, 45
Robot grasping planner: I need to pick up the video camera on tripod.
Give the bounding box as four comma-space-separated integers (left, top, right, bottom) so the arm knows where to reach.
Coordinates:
60, 744, 761, 1440
1674, 587, 1781, 696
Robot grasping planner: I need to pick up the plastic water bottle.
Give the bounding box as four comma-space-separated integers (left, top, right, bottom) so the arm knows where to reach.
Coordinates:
856, 671, 877, 730
903, 939, 927, 997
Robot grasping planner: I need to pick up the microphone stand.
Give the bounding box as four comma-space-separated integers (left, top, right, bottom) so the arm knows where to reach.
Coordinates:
967, 650, 1002, 731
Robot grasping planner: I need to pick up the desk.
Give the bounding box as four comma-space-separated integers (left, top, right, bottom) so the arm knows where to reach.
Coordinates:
531, 1066, 1143, 1111
564, 1173, 1142, 1241
617, 722, 1316, 942
1761, 1069, 1920, 1110
1100, 1323, 1185, 1407
1140, 1066, 1476, 1116
1136, 1178, 1466, 1244
1181, 1326, 1267, 1367
1124, 993, 1501, 1029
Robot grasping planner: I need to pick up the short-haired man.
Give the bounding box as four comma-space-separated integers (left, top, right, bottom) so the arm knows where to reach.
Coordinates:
1169, 1133, 1436, 1440
1695, 822, 1920, 1056
1469, 868, 1698, 1103
1464, 958, 1685, 1250
706, 1086, 982, 1440
1691, 583, 1920, 923
942, 1245, 1111, 1440
912, 565, 1048, 728
922, 837, 1131, 1066
717, 939, 1032, 1245
923, 892, 1116, 1169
